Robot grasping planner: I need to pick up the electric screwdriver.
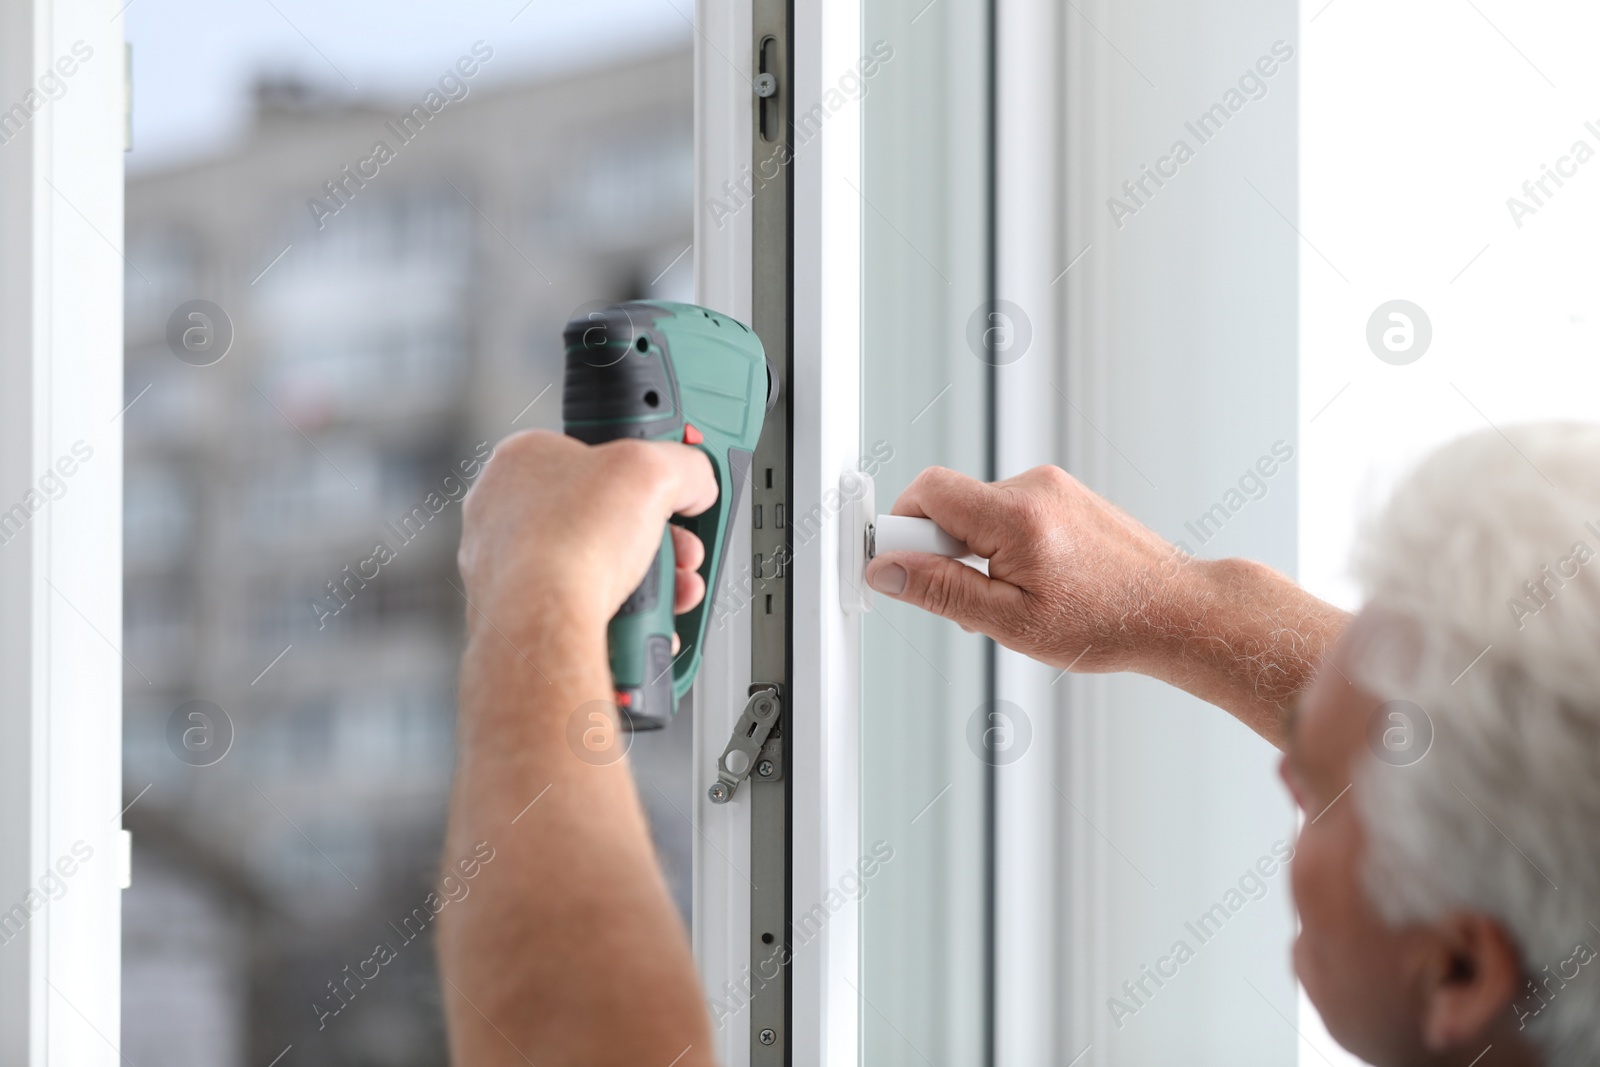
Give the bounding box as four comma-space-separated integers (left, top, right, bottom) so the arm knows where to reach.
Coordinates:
562, 301, 771, 730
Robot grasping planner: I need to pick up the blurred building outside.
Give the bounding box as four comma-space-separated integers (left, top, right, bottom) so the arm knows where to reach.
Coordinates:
122, 45, 695, 1067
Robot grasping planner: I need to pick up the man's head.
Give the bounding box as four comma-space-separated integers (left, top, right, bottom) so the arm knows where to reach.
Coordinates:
1284, 422, 1600, 1067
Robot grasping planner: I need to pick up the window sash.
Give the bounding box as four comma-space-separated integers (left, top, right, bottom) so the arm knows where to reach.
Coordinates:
692, 0, 863, 1062
0, 1, 128, 1063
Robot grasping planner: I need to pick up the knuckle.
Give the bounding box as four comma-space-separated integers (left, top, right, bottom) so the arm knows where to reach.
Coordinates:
1021, 464, 1074, 496
1006, 466, 1074, 538
603, 438, 667, 486
483, 429, 561, 484
476, 429, 558, 486
1010, 463, 1065, 493
912, 465, 955, 494
604, 436, 652, 464
1039, 464, 1076, 490
1019, 463, 1056, 482
496, 428, 551, 462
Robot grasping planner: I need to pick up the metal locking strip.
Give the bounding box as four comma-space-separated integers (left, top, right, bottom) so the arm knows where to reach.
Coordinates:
747, 0, 793, 1059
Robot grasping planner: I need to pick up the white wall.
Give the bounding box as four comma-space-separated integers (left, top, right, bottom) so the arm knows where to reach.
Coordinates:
1299, 1, 1600, 1062
1059, 1, 1302, 1063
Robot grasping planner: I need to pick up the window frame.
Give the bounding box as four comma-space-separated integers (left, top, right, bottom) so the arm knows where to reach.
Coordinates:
0, 0, 1305, 1060
693, 1, 1076, 1062
696, 1, 1305, 1064
0, 0, 129, 1061
991, 0, 1068, 1062
693, 0, 863, 1062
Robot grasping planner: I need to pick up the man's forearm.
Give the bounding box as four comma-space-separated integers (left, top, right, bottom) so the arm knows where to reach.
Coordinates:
862, 465, 1351, 747
438, 610, 714, 1066
1141, 557, 1352, 748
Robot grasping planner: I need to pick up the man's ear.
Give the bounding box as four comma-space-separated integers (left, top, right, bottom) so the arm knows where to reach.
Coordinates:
1419, 911, 1523, 1051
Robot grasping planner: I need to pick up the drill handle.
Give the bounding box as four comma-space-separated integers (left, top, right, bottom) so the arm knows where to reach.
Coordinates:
609, 445, 735, 730
608, 530, 677, 729
666, 444, 735, 702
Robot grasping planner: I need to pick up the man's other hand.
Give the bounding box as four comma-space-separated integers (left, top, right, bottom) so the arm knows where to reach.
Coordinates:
458, 431, 718, 638
863, 464, 1182, 675
864, 464, 1348, 744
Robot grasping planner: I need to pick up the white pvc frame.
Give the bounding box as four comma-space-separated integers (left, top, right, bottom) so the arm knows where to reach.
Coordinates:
694, 0, 862, 1062
690, 0, 757, 1060
0, 0, 128, 1063
992, 0, 1068, 1062
695, 1, 1073, 1061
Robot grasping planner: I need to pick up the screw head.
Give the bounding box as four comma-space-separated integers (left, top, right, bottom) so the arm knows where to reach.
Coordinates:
758, 1028, 777, 1045
708, 782, 731, 804
754, 73, 778, 98
756, 759, 775, 778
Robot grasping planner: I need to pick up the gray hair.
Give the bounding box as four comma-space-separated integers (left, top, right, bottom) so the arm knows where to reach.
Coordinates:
1348, 423, 1600, 1066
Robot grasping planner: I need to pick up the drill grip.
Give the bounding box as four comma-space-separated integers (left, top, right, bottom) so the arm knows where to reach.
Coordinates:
608, 529, 678, 729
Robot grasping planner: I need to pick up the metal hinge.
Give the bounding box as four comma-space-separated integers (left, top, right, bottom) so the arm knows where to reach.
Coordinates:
708, 685, 782, 803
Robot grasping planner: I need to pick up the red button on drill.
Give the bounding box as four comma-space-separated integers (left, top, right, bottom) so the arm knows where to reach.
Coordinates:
682, 423, 704, 446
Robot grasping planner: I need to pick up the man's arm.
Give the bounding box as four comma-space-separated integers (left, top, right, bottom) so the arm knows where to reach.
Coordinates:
862, 465, 1351, 748
439, 432, 719, 1067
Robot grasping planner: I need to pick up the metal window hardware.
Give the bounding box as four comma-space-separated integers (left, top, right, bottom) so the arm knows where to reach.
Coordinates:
708, 685, 783, 803
747, 4, 791, 1060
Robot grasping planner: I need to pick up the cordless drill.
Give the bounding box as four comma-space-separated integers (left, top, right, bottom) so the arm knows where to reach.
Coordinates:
562, 301, 771, 729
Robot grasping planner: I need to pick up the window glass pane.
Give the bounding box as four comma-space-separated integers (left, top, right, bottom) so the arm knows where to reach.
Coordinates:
121, 6, 694, 1064
860, 1, 992, 1061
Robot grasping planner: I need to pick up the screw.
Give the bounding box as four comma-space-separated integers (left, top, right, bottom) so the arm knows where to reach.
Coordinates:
754, 73, 778, 98
756, 759, 775, 778
758, 1029, 776, 1046
708, 782, 731, 804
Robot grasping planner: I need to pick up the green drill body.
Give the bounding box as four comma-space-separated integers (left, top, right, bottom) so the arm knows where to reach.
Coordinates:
562, 301, 769, 729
